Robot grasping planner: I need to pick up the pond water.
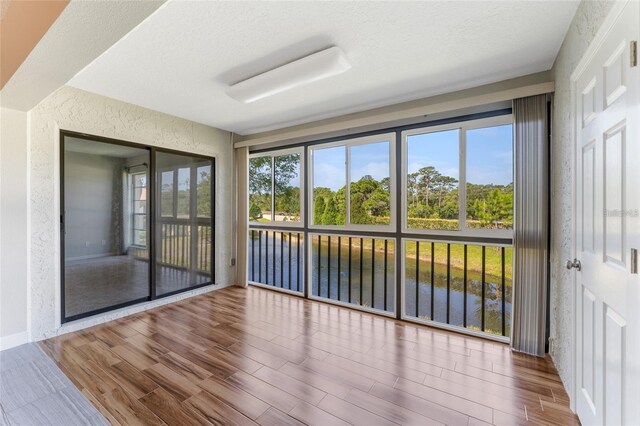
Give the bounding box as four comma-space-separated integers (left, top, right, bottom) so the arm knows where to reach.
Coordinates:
248, 233, 511, 336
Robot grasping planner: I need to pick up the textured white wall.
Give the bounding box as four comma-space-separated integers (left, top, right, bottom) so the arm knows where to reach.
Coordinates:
0, 107, 29, 349
29, 86, 234, 340
549, 0, 614, 394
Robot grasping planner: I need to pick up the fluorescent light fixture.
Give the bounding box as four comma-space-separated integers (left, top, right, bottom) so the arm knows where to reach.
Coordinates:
226, 46, 351, 103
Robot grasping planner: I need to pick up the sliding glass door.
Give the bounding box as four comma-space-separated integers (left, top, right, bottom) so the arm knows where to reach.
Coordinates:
62, 137, 151, 320
61, 132, 214, 322
155, 152, 213, 296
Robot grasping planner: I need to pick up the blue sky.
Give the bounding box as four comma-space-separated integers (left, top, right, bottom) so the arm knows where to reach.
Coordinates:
407, 129, 460, 179
466, 124, 513, 185
313, 141, 390, 191
312, 124, 513, 190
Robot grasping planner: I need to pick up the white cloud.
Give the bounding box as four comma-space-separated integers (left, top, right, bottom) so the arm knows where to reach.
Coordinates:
407, 161, 458, 179
314, 163, 345, 191
351, 161, 390, 181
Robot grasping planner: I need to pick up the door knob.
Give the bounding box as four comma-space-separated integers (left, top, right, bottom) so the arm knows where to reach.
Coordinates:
566, 259, 582, 271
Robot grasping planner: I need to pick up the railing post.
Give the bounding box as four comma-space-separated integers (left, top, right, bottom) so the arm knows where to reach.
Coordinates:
481, 245, 486, 332
501, 246, 506, 337
383, 239, 388, 312
463, 244, 468, 328
288, 232, 292, 291
337, 236, 342, 302
371, 239, 375, 309
415, 241, 420, 318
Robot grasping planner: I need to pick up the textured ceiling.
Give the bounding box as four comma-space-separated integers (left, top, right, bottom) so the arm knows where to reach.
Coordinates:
68, 1, 578, 135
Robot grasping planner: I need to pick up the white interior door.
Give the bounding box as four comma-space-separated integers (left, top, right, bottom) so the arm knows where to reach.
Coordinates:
574, 1, 640, 425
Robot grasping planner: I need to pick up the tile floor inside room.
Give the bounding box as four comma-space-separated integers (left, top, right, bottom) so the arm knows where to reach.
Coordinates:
30, 286, 578, 425
0, 343, 107, 425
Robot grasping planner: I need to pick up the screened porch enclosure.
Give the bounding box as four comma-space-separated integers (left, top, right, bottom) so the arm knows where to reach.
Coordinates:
247, 111, 514, 340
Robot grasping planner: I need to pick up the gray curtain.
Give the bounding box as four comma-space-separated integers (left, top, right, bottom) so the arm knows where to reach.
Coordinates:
511, 94, 549, 356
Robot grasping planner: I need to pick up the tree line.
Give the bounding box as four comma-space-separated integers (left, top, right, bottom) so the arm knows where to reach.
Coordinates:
250, 155, 512, 228
250, 154, 301, 221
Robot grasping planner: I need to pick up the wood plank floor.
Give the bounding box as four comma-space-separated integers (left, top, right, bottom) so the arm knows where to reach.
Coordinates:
40, 286, 579, 425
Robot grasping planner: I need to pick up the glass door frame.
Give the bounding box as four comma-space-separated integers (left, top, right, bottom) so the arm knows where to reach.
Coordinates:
60, 130, 216, 323
154, 151, 215, 298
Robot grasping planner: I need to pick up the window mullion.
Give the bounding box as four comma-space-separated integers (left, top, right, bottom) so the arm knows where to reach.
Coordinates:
459, 128, 467, 231
271, 156, 276, 222
346, 146, 351, 226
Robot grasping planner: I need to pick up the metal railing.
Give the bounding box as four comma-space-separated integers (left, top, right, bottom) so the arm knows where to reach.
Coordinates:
248, 229, 304, 293
246, 227, 512, 340
310, 234, 395, 314
403, 239, 512, 338
158, 219, 212, 273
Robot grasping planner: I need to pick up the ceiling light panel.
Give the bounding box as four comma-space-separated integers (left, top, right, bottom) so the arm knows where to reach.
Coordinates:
226, 46, 351, 103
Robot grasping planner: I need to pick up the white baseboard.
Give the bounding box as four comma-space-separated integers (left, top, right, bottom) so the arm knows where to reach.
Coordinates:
0, 331, 30, 351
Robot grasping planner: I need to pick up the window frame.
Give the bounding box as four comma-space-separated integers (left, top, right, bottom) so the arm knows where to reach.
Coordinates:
59, 129, 216, 324
401, 115, 513, 239
307, 133, 397, 233
248, 147, 305, 228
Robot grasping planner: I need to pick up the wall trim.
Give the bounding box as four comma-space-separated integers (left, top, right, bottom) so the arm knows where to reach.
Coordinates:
0, 331, 29, 351
569, 1, 628, 83
568, 0, 629, 413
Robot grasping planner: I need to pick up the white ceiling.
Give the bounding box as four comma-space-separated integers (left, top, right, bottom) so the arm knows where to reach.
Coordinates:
1, 0, 164, 111
68, 1, 578, 135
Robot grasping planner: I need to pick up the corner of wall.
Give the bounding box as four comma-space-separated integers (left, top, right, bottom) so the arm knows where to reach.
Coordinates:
27, 86, 234, 340
548, 0, 616, 401
0, 107, 30, 349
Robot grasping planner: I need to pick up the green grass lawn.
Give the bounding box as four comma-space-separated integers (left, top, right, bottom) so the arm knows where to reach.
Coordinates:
310, 235, 512, 281
248, 229, 512, 281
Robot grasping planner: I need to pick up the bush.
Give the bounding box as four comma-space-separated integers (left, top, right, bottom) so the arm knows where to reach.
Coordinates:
406, 217, 459, 230
373, 216, 512, 230
249, 203, 262, 220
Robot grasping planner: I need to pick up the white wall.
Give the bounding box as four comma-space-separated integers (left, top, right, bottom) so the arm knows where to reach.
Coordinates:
549, 0, 614, 394
0, 107, 29, 349
29, 85, 234, 340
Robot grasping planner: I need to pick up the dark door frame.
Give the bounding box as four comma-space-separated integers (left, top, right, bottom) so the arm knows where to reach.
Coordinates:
59, 130, 216, 323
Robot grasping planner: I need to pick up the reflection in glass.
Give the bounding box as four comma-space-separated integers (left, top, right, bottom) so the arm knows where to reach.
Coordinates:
197, 165, 212, 218
155, 152, 213, 295
466, 125, 513, 230
132, 172, 147, 246
176, 168, 190, 218
160, 171, 174, 217
312, 146, 346, 225
249, 157, 272, 222
406, 129, 460, 230
63, 137, 150, 319
349, 141, 390, 225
